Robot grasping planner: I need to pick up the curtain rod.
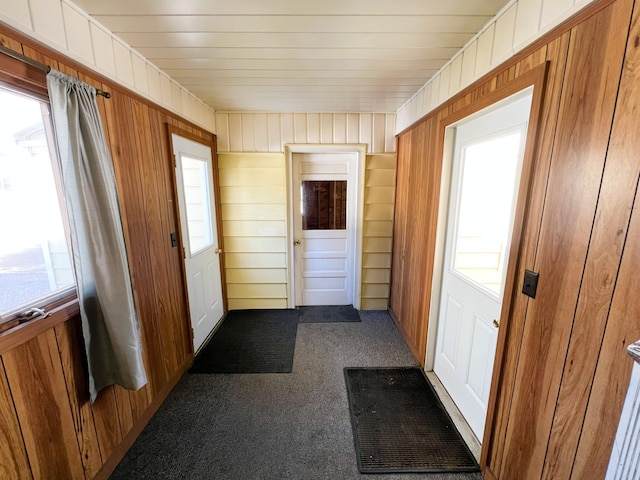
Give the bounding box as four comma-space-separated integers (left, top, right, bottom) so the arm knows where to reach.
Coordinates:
0, 44, 111, 99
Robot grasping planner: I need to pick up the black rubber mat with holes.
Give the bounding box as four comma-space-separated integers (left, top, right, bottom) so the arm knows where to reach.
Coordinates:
298, 305, 361, 323
189, 309, 298, 373
344, 367, 480, 474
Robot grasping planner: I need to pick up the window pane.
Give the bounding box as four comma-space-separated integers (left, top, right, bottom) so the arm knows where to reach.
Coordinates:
301, 180, 347, 230
0, 88, 74, 317
181, 155, 213, 255
453, 132, 521, 295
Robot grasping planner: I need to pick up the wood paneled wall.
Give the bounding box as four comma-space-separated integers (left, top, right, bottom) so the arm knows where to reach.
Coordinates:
390, 0, 640, 478
0, 25, 208, 479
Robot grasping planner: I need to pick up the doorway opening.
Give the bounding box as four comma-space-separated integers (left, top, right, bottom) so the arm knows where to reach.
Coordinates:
285, 145, 366, 309
427, 89, 534, 442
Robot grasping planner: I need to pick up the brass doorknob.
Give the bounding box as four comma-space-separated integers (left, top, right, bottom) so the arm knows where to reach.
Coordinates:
215, 247, 223, 254
493, 319, 500, 328
294, 240, 301, 245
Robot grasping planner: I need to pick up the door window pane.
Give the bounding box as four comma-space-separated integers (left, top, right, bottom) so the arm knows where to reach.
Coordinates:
452, 132, 521, 295
301, 180, 347, 230
0, 88, 74, 318
180, 155, 213, 255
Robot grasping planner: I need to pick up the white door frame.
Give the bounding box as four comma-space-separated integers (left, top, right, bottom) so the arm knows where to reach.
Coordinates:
425, 87, 534, 372
285, 144, 366, 309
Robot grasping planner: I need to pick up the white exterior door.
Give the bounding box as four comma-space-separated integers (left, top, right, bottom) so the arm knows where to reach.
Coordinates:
434, 94, 532, 440
293, 152, 357, 306
172, 134, 224, 353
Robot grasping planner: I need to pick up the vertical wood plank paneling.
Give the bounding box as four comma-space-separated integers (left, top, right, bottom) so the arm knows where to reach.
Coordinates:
499, 2, 632, 478
0, 360, 31, 479
307, 113, 320, 143
53, 320, 103, 478
372, 114, 386, 153
389, 133, 411, 321
572, 236, 640, 478
385, 114, 396, 153
131, 99, 172, 397
149, 110, 191, 368
320, 113, 333, 144
228, 113, 243, 152
542, 3, 639, 476
360, 113, 373, 149
334, 113, 347, 143
281, 113, 294, 145
293, 113, 307, 143
254, 113, 269, 152
241, 113, 256, 152
216, 113, 230, 152
267, 113, 281, 152
3, 331, 85, 479
347, 113, 360, 144
483, 32, 570, 477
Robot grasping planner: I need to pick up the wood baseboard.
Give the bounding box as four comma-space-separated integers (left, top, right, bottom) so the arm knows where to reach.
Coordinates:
93, 354, 192, 480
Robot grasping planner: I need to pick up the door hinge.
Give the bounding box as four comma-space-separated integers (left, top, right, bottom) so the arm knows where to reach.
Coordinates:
183, 247, 186, 259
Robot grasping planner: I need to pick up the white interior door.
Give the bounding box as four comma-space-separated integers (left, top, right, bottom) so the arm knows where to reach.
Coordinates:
433, 94, 532, 440
172, 134, 224, 352
293, 152, 357, 306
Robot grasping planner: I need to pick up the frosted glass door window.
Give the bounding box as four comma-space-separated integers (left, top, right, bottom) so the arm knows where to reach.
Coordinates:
452, 132, 521, 296
180, 155, 214, 255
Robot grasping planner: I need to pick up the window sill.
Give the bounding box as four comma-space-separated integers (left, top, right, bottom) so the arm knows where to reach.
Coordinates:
0, 296, 79, 356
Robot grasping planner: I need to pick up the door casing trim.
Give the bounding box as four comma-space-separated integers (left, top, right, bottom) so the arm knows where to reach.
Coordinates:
285, 144, 367, 309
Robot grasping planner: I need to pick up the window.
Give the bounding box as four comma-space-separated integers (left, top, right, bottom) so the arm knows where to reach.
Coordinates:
301, 180, 347, 230
0, 86, 74, 325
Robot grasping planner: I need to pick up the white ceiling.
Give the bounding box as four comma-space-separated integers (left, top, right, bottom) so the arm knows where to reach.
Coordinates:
71, 0, 511, 113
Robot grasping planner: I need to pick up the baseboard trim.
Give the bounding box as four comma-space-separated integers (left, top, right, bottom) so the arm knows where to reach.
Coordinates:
94, 354, 192, 480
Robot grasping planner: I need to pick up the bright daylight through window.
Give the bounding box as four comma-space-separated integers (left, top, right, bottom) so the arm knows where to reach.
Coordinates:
0, 87, 74, 323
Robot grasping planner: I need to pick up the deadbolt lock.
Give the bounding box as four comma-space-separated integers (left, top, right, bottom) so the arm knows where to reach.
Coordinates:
493, 319, 500, 328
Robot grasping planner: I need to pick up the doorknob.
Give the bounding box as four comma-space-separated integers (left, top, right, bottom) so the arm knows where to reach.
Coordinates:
493, 319, 500, 328
215, 247, 223, 254
294, 240, 301, 245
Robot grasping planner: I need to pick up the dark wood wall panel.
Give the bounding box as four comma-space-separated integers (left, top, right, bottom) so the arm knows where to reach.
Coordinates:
391, 0, 639, 478
500, 1, 632, 478
0, 361, 31, 479
483, 34, 570, 475
0, 23, 208, 480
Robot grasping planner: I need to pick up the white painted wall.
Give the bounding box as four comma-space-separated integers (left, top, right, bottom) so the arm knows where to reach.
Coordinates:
396, 0, 598, 132
215, 112, 396, 154
0, 0, 216, 133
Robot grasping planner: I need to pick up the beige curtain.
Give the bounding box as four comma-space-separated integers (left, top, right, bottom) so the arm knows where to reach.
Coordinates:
46, 70, 147, 401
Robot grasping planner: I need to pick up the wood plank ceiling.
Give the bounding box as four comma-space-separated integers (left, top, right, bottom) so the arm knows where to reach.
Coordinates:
70, 0, 511, 112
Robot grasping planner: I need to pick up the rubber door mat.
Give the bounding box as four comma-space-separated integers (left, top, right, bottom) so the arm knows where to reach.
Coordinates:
344, 367, 480, 473
189, 309, 298, 373
298, 305, 361, 323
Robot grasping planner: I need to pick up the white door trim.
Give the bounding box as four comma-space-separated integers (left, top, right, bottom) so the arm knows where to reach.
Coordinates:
425, 87, 534, 372
285, 144, 366, 309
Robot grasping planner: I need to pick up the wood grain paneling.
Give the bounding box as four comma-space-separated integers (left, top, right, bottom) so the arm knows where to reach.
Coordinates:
483, 32, 570, 476
3, 331, 85, 479
392, 1, 638, 479
0, 25, 202, 480
500, 3, 632, 477
541, 2, 640, 476
0, 361, 31, 479
54, 320, 103, 478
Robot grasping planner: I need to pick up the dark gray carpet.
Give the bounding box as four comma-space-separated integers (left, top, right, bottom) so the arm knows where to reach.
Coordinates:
111, 310, 483, 480
298, 304, 361, 323
189, 309, 298, 373
345, 368, 479, 473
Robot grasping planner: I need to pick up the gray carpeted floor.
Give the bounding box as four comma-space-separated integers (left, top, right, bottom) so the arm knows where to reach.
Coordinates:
110, 310, 483, 480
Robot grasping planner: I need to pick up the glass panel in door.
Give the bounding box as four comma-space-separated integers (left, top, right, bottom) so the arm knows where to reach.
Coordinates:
180, 155, 214, 255
452, 132, 522, 296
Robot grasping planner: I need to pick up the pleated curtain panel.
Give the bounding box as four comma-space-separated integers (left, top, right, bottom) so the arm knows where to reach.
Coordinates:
46, 70, 147, 401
